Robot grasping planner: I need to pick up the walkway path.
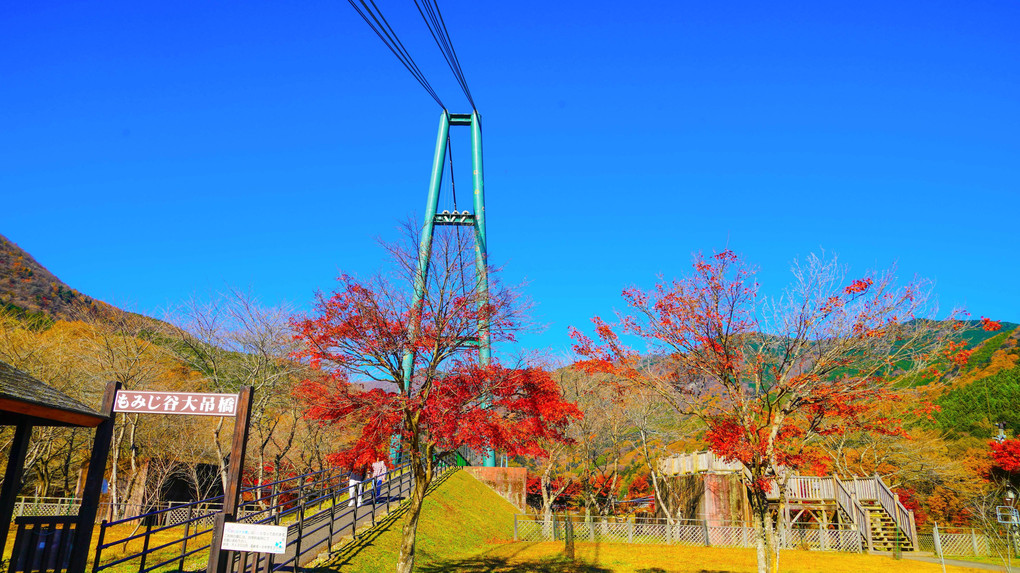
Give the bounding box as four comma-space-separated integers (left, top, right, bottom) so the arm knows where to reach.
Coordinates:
902, 553, 1020, 572
243, 472, 413, 572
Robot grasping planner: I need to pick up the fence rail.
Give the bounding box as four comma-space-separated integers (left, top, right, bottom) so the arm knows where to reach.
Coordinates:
513, 516, 864, 553
90, 456, 456, 573
916, 525, 1020, 560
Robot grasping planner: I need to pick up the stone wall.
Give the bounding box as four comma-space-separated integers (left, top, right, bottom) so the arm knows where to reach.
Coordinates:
463, 466, 527, 510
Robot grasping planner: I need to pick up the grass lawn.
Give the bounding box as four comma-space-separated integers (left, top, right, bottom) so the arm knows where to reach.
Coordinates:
309, 469, 518, 573
309, 470, 988, 572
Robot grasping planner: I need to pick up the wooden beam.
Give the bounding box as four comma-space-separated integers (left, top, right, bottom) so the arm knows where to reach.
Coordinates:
0, 421, 31, 552
67, 381, 120, 573
0, 397, 105, 427
208, 386, 254, 573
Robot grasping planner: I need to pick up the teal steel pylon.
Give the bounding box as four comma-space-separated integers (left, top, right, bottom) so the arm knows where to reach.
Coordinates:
400, 111, 496, 468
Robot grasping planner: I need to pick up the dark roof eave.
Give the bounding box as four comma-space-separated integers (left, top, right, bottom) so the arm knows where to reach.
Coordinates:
0, 396, 107, 427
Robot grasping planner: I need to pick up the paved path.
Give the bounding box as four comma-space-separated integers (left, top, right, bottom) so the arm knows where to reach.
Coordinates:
241, 472, 412, 572
902, 553, 1020, 572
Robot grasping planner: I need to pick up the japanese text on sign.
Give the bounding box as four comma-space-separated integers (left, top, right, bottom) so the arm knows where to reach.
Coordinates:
113, 391, 239, 416
220, 522, 287, 554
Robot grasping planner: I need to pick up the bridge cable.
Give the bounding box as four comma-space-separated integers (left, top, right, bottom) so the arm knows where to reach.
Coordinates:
414, 0, 476, 109
445, 134, 470, 297
347, 0, 446, 108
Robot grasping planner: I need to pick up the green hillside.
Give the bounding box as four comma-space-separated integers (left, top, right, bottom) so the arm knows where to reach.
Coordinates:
310, 469, 518, 573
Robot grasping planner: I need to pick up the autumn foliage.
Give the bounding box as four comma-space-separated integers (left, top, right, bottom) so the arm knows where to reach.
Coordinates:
990, 438, 1020, 474
571, 250, 961, 573
293, 363, 581, 469
291, 227, 579, 573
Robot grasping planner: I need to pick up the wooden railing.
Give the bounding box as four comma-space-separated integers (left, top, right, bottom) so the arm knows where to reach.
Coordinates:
871, 474, 917, 548
658, 451, 744, 475
765, 474, 913, 550
831, 476, 872, 551
848, 477, 880, 501
657, 452, 913, 551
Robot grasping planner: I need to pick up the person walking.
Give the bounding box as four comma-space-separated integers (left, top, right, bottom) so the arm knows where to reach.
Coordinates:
347, 466, 365, 507
372, 459, 388, 498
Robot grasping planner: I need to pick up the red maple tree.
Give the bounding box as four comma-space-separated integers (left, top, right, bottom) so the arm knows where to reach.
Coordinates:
292, 228, 579, 573
991, 439, 1020, 474
571, 250, 961, 573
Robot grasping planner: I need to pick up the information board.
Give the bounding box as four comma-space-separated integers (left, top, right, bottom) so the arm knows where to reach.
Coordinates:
113, 390, 239, 416
220, 522, 288, 554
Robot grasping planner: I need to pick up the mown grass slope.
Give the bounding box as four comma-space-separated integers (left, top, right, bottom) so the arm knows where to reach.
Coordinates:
310, 469, 518, 573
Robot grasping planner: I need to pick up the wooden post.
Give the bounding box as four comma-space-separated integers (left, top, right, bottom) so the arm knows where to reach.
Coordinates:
0, 420, 32, 553
513, 514, 518, 541
820, 509, 829, 551
908, 509, 917, 549
68, 381, 120, 573
207, 386, 254, 573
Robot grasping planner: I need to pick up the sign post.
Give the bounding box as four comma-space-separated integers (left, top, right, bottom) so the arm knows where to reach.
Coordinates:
67, 381, 120, 573
206, 386, 254, 573
93, 386, 253, 573
113, 390, 240, 416
221, 523, 287, 554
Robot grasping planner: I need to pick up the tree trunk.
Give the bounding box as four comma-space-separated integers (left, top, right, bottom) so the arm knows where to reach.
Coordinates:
748, 486, 780, 573
395, 457, 431, 573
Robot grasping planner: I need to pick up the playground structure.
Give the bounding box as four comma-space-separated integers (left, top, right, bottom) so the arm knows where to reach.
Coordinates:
658, 450, 918, 552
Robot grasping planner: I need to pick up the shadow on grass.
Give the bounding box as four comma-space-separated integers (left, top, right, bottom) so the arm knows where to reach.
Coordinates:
636, 566, 734, 570
416, 554, 612, 573
416, 555, 734, 573
305, 468, 458, 572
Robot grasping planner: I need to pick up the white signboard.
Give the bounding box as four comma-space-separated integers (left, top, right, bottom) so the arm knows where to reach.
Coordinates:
113, 390, 239, 416
220, 522, 288, 554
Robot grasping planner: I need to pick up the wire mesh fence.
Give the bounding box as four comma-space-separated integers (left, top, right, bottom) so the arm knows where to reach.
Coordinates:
513, 516, 864, 553
916, 525, 1020, 559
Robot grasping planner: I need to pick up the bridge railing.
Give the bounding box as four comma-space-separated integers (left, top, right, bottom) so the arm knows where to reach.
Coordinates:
90, 455, 458, 573
91, 464, 354, 573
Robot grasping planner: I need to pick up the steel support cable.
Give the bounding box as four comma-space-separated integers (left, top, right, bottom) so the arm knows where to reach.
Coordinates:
414, 0, 476, 109
348, 0, 445, 108
428, 0, 475, 107
446, 134, 470, 298
416, 0, 474, 109
359, 0, 444, 107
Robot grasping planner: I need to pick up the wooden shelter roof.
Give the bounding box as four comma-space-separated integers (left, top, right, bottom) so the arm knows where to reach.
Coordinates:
0, 361, 106, 427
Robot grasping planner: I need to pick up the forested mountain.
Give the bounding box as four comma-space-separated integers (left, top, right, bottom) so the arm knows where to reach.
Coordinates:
0, 233, 345, 513
0, 233, 123, 323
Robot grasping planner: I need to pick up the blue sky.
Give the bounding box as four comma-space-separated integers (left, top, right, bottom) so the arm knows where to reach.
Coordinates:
2, 0, 1017, 357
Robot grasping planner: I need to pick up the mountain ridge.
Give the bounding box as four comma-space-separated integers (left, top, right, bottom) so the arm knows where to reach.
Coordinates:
0, 232, 131, 324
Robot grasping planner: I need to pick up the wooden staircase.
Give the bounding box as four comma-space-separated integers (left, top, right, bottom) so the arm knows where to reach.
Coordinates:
863, 501, 913, 552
